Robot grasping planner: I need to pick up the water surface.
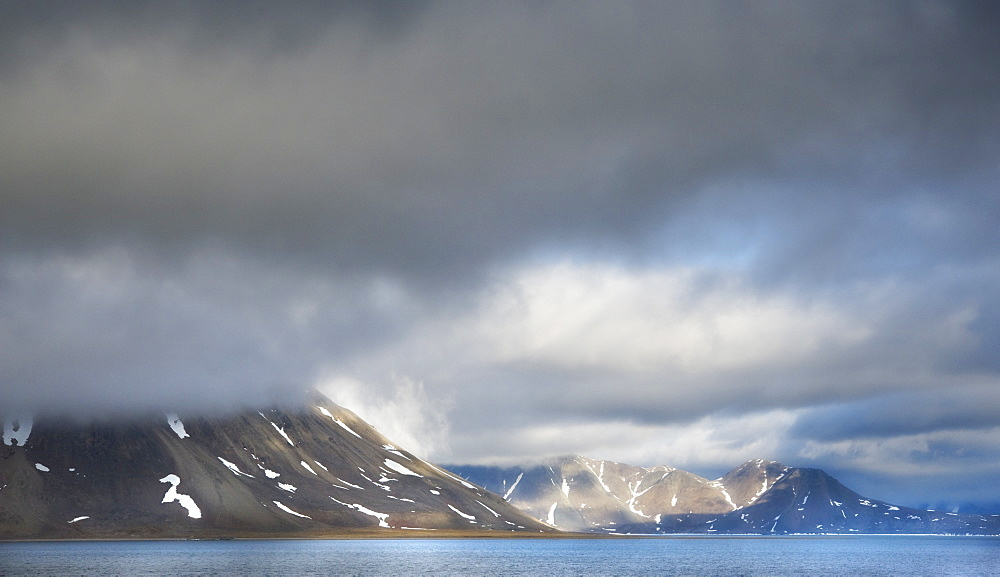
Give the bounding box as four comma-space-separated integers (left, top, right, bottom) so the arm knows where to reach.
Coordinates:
1, 536, 997, 576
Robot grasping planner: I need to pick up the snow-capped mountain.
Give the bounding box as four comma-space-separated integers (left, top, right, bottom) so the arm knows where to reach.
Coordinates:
448, 456, 1000, 535
0, 393, 548, 539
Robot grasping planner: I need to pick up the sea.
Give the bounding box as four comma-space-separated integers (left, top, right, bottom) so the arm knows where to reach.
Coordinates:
1, 536, 998, 576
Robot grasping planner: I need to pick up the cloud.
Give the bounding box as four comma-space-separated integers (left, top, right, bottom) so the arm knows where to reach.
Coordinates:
337, 260, 989, 425
791, 427, 1000, 508
0, 246, 426, 416
441, 408, 801, 474
317, 373, 452, 459
1, 1, 999, 509
468, 263, 866, 377
789, 385, 1000, 441
4, 1, 998, 280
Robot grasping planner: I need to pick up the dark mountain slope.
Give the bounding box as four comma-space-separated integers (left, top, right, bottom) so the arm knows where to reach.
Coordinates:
0, 395, 549, 539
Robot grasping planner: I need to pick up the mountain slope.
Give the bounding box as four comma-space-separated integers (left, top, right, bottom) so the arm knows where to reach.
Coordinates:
448, 456, 1000, 535
0, 395, 549, 539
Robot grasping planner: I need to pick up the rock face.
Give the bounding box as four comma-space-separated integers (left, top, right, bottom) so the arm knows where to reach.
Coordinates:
0, 395, 548, 539
448, 456, 1000, 535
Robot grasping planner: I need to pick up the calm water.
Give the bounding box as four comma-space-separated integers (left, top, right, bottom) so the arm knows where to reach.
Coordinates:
1, 536, 998, 576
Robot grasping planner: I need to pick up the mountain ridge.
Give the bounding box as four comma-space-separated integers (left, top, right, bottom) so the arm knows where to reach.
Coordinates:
446, 455, 1000, 535
5, 399, 998, 539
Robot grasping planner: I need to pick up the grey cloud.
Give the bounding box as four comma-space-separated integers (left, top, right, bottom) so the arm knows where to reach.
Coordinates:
3, 1, 998, 284
0, 1, 426, 67
789, 386, 1000, 442
2, 1, 1000, 510
0, 248, 433, 416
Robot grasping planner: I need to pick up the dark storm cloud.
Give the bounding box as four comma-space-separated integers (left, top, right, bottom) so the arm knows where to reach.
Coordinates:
3, 1, 998, 282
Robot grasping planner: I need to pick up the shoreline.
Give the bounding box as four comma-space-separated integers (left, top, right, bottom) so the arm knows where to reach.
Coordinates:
4, 531, 998, 544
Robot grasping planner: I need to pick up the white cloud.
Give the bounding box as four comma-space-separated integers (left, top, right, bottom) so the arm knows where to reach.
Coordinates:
445, 408, 801, 474
317, 374, 453, 461
471, 262, 870, 375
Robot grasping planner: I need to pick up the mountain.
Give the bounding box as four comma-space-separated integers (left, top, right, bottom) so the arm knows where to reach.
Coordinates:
447, 456, 1000, 535
0, 394, 549, 539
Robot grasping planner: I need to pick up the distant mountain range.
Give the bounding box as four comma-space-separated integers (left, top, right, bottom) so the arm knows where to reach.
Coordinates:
447, 455, 1000, 535
0, 394, 548, 539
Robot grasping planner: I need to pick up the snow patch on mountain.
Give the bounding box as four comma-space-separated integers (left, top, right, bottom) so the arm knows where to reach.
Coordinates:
268, 421, 295, 446
448, 504, 477, 522
353, 504, 391, 527
334, 477, 364, 490
218, 457, 254, 478
626, 479, 653, 517
425, 462, 477, 489
503, 472, 523, 500
329, 497, 390, 527
273, 501, 311, 519
335, 419, 363, 439
383, 458, 422, 477
383, 444, 410, 460
709, 480, 738, 511
582, 459, 612, 493
477, 500, 501, 517
2, 416, 32, 447
159, 474, 201, 519
165, 413, 189, 439
318, 406, 364, 439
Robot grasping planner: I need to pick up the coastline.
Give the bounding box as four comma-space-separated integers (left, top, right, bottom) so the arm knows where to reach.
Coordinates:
4, 531, 998, 544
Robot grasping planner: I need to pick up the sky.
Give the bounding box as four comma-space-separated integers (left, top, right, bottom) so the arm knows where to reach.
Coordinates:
2, 1, 999, 512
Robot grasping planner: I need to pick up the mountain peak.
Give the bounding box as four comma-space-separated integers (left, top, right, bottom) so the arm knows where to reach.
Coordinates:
448, 456, 1000, 535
